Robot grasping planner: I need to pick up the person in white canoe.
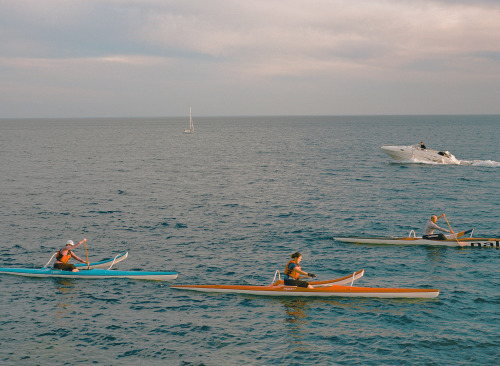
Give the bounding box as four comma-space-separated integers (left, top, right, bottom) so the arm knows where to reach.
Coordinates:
423, 214, 454, 240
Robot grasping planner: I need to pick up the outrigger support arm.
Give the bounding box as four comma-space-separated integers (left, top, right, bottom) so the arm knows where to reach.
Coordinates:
271, 270, 281, 285
106, 253, 123, 270
43, 253, 58, 269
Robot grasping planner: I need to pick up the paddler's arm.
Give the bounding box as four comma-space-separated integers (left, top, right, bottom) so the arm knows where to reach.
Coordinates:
71, 252, 88, 264
435, 215, 453, 233
71, 238, 87, 249
430, 221, 452, 233
293, 268, 316, 278
436, 224, 452, 233
70, 239, 89, 264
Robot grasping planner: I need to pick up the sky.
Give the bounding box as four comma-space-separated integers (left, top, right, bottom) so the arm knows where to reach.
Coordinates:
1, 0, 499, 118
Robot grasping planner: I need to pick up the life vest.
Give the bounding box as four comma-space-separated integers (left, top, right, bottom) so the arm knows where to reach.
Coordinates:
284, 260, 300, 279
56, 249, 72, 264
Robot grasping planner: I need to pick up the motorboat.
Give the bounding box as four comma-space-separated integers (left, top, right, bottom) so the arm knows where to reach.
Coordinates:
381, 145, 460, 164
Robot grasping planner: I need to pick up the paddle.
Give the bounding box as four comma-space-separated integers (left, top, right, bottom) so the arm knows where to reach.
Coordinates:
442, 214, 463, 247
84, 238, 90, 269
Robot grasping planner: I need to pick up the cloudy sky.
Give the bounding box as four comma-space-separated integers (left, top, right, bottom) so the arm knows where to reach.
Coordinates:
1, 0, 499, 118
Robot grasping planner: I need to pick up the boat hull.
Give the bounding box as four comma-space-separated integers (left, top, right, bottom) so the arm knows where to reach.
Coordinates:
0, 267, 178, 280
334, 237, 500, 247
381, 145, 459, 164
171, 270, 438, 298
171, 283, 438, 298
74, 251, 128, 269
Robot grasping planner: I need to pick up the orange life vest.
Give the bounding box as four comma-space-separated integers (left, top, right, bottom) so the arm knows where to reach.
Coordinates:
284, 260, 300, 279
56, 249, 72, 264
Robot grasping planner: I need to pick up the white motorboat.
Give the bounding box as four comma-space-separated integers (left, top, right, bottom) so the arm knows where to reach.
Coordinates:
381, 145, 460, 164
183, 107, 195, 134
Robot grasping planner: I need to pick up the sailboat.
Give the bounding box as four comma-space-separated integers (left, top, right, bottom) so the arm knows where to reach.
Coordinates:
183, 108, 195, 134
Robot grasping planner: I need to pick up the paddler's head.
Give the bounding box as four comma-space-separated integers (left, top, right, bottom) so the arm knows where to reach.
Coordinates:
291, 252, 302, 263
66, 240, 74, 246
431, 215, 437, 223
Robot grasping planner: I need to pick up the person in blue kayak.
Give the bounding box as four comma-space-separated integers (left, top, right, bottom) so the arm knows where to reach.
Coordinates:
284, 252, 316, 288
423, 215, 453, 240
420, 142, 426, 149
53, 239, 88, 272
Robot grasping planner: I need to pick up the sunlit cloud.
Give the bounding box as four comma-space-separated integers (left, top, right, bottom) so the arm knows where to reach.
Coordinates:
0, 0, 499, 117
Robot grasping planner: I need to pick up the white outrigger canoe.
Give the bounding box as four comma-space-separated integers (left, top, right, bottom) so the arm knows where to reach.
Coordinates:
334, 230, 499, 248
171, 269, 439, 298
0, 267, 178, 281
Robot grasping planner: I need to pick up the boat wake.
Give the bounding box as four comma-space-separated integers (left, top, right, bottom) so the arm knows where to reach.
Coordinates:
459, 159, 500, 167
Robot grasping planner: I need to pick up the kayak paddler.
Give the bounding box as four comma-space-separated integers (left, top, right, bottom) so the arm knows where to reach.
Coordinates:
284, 252, 316, 289
423, 215, 453, 240
53, 239, 89, 272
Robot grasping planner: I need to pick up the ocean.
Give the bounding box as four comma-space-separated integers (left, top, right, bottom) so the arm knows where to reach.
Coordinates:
0, 115, 498, 365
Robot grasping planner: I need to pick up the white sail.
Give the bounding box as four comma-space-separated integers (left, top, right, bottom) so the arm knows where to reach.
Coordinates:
183, 107, 195, 134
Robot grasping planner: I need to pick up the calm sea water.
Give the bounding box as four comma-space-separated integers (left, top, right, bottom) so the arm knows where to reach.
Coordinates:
0, 115, 498, 365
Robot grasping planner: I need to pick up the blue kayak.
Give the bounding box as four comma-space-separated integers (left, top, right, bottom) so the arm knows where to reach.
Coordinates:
0, 267, 178, 281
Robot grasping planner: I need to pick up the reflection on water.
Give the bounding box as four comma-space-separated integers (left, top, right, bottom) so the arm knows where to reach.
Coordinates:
425, 246, 447, 263
53, 279, 78, 325
54, 278, 75, 293
281, 299, 312, 352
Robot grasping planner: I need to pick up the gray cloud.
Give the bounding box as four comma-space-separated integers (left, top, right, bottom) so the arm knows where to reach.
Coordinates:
0, 0, 499, 117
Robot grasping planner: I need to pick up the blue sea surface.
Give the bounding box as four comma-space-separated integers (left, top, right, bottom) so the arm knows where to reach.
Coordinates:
0, 115, 498, 365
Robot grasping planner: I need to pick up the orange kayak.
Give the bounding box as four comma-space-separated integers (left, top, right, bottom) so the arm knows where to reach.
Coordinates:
171, 269, 439, 299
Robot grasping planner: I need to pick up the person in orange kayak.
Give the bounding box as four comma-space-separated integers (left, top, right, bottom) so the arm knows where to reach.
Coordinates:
284, 252, 316, 288
53, 239, 88, 272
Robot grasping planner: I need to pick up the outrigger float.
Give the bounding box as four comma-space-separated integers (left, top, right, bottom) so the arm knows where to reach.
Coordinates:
171, 269, 439, 299
74, 251, 128, 269
0, 251, 178, 281
334, 230, 500, 248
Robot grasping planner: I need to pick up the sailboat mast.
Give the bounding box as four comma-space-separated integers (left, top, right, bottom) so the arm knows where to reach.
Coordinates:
189, 107, 194, 131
